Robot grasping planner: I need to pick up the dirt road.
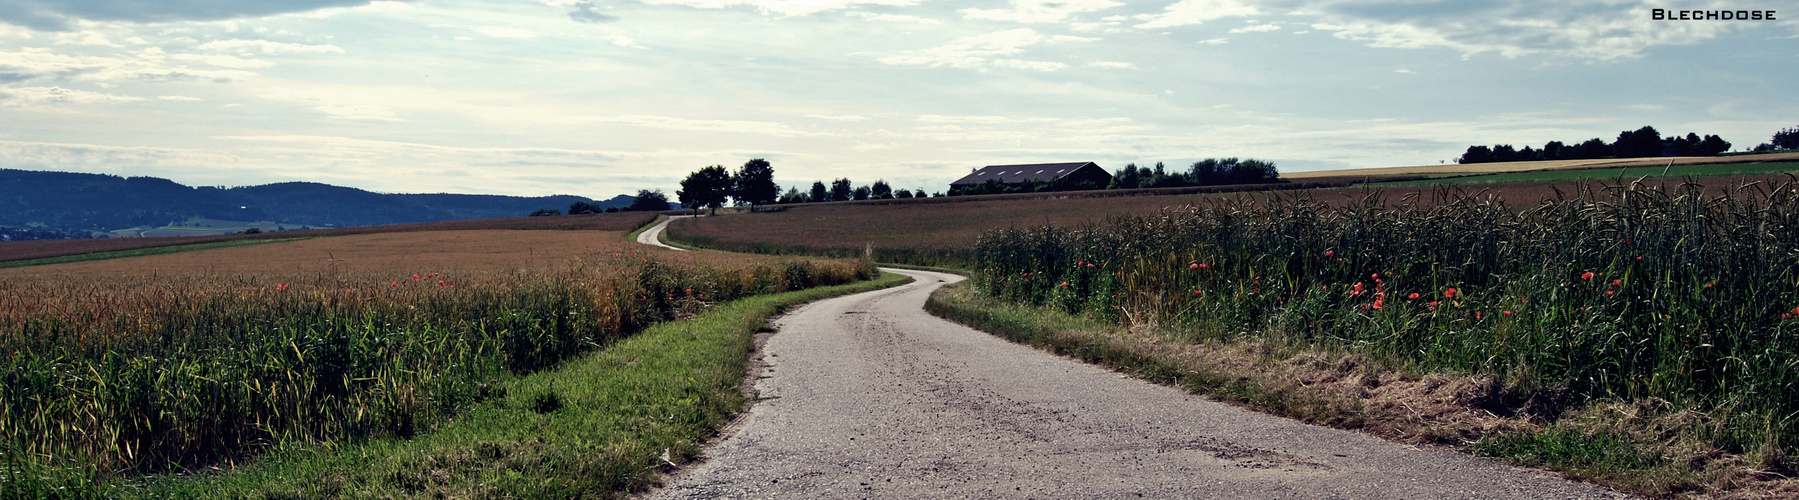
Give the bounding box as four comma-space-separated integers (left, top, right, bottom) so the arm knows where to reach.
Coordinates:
650, 269, 1628, 499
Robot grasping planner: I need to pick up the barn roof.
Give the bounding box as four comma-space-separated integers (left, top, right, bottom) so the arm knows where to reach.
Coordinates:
949, 162, 1102, 186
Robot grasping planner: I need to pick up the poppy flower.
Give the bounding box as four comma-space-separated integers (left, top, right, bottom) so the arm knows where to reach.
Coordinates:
1581, 271, 1595, 280
1407, 292, 1420, 300
1611, 279, 1621, 287
1502, 310, 1513, 317
1190, 263, 1199, 269
1605, 290, 1614, 296
1428, 301, 1439, 308
1325, 250, 1334, 257
1444, 288, 1459, 298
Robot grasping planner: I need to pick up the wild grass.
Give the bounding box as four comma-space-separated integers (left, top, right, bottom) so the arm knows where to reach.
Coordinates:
0, 231, 875, 491
1382, 162, 1799, 187
970, 179, 1799, 496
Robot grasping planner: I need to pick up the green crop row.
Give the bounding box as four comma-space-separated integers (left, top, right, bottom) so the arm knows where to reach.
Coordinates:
972, 180, 1799, 464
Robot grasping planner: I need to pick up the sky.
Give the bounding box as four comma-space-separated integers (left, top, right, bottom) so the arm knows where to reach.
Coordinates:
0, 0, 1794, 198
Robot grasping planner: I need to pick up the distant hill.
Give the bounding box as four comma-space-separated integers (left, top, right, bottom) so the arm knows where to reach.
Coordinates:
0, 169, 649, 238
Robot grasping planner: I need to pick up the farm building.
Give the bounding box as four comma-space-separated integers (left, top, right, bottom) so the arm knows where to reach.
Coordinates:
948, 162, 1112, 193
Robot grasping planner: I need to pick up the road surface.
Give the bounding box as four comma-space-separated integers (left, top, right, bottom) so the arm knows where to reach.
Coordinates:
649, 268, 1628, 499
637, 215, 688, 250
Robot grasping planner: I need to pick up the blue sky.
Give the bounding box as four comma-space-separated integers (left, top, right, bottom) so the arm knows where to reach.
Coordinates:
0, 0, 1793, 198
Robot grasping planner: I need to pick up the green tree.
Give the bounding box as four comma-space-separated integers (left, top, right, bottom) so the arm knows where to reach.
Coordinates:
677, 165, 732, 215
731, 158, 779, 211
1773, 126, 1799, 150
568, 201, 603, 215
529, 208, 561, 216
830, 178, 852, 202
870, 180, 893, 199
1614, 126, 1663, 158
852, 185, 871, 200
895, 189, 913, 199
627, 189, 671, 211
809, 181, 827, 203
777, 186, 805, 204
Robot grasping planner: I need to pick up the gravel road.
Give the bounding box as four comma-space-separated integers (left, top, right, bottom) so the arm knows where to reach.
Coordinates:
649, 268, 1630, 499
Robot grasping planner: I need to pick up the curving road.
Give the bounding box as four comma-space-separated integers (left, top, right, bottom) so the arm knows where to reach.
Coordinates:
648, 268, 1630, 499
636, 215, 689, 250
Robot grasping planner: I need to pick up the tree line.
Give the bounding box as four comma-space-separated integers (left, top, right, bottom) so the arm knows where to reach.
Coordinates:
1454, 125, 1769, 164
530, 190, 670, 216
949, 158, 1283, 196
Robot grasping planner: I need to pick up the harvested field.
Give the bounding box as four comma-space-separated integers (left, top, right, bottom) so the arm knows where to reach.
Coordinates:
0, 211, 659, 264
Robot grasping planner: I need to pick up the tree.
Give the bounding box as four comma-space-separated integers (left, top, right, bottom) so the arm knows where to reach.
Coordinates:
677, 165, 731, 215
627, 189, 671, 211
852, 185, 871, 200
914, 189, 928, 198
809, 181, 827, 203
568, 201, 603, 215
1109, 164, 1141, 189
776, 187, 803, 204
530, 208, 561, 216
1614, 126, 1663, 158
870, 180, 893, 199
1774, 126, 1799, 150
731, 158, 779, 211
829, 178, 853, 202
1697, 134, 1731, 156
895, 189, 913, 199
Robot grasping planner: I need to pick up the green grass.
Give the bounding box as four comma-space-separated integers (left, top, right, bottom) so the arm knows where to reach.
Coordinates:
0, 238, 305, 269
31, 271, 912, 498
1377, 161, 1799, 187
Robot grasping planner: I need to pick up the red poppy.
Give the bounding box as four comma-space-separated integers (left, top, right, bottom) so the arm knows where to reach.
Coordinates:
1190, 263, 1199, 269
1407, 292, 1420, 300
1444, 288, 1459, 298
438, 280, 447, 287
1611, 279, 1621, 287
1605, 290, 1614, 296
1475, 311, 1483, 320
1502, 310, 1513, 317
1199, 263, 1210, 269
1325, 250, 1334, 257
1428, 301, 1439, 308
1581, 271, 1595, 280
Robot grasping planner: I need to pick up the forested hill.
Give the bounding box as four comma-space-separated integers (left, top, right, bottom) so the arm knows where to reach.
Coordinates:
0, 169, 627, 236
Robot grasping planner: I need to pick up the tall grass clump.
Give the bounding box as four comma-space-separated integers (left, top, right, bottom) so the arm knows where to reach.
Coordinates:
0, 253, 875, 484
974, 179, 1799, 465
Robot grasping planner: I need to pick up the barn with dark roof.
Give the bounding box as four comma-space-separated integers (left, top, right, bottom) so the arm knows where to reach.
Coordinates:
948, 162, 1111, 190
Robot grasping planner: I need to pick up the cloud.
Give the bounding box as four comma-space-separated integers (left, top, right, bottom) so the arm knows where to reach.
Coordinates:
568, 115, 829, 137
1196, 37, 1228, 45
878, 28, 1064, 70
1300, 0, 1775, 60
637, 0, 922, 17
0, 85, 142, 107
961, 0, 1123, 24
0, 0, 382, 31
1229, 23, 1280, 33
845, 12, 941, 24
0, 47, 259, 83
198, 39, 346, 55
1134, 0, 1259, 29
171, 53, 277, 69
157, 95, 202, 101
309, 104, 402, 121
474, 26, 538, 39
806, 114, 869, 121
1086, 61, 1136, 69
567, 1, 620, 23
607, 35, 638, 47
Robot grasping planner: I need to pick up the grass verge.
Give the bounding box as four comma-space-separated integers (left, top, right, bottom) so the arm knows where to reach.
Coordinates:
69, 271, 912, 498
924, 281, 1798, 498
0, 238, 304, 269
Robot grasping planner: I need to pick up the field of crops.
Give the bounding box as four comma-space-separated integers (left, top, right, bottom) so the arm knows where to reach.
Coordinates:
0, 228, 874, 484
970, 178, 1799, 488
0, 211, 658, 264
667, 174, 1799, 268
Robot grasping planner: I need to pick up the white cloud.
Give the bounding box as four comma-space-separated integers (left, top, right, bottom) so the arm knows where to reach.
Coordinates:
0, 86, 143, 107
310, 104, 403, 121
1629, 104, 1665, 111
962, 0, 1123, 24
1229, 23, 1280, 34
845, 12, 941, 24
1134, 0, 1258, 29
1393, 68, 1412, 73
568, 115, 829, 137
474, 27, 538, 39
0, 47, 258, 83
1086, 61, 1136, 69
1196, 38, 1228, 45
607, 35, 639, 47
806, 114, 870, 121
878, 28, 1065, 70
171, 53, 276, 69
157, 95, 202, 101
1301, 1, 1769, 60
198, 39, 346, 55
637, 0, 922, 17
